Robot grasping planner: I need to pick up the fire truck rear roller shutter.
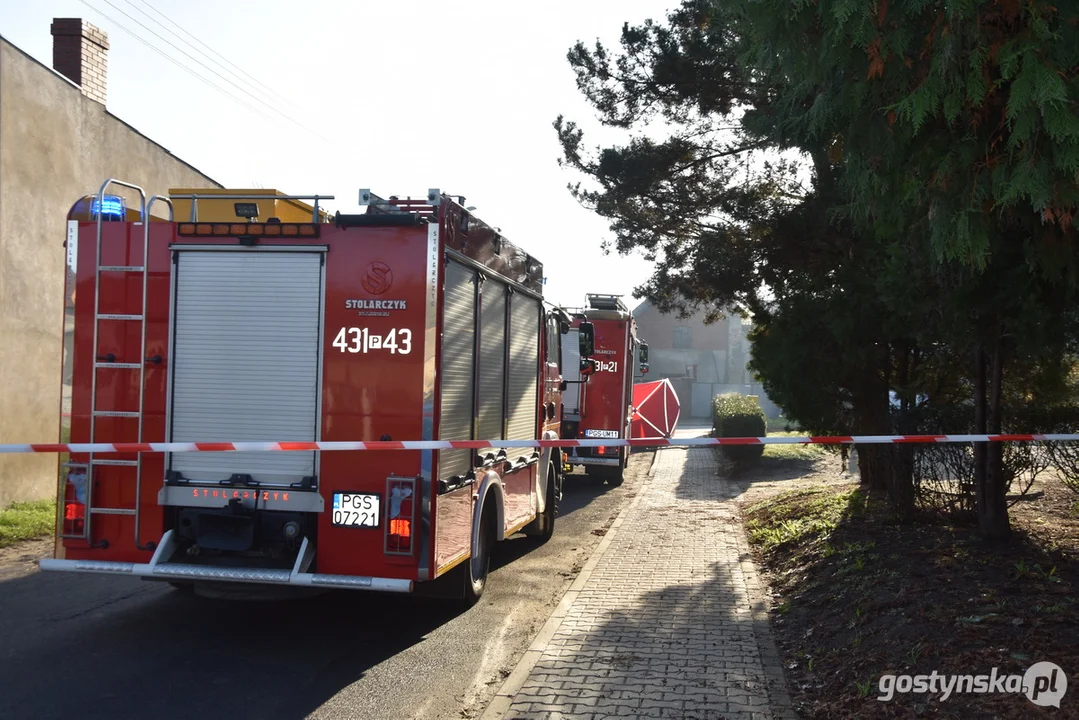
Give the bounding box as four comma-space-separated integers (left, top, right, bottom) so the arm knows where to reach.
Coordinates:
504, 293, 540, 462
168, 251, 322, 485
475, 278, 507, 458
439, 260, 476, 481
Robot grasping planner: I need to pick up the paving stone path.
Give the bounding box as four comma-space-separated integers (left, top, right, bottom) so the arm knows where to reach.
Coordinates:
497, 447, 795, 720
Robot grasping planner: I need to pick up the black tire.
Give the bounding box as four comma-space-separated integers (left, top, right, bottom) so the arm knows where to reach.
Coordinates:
535, 469, 558, 543
606, 449, 627, 487
607, 465, 625, 487
462, 502, 494, 606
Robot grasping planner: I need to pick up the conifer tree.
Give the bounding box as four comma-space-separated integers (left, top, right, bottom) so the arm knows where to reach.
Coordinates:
556, 0, 1079, 536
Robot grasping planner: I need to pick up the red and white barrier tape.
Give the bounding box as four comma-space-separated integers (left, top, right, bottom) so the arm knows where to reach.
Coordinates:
6, 434, 1079, 454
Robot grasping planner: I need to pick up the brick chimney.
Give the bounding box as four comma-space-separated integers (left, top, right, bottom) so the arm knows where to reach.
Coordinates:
50, 18, 109, 105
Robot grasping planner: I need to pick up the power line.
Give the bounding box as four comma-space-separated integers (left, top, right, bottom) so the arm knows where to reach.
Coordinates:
87, 0, 334, 145
99, 0, 319, 136
128, 0, 304, 113
76, 0, 280, 127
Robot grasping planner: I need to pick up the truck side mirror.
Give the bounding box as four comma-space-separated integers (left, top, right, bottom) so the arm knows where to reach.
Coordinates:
640, 363, 649, 375
580, 358, 596, 376
639, 342, 649, 365
578, 322, 595, 358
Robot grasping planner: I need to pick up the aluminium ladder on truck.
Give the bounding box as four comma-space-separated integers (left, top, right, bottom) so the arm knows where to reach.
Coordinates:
62, 180, 172, 551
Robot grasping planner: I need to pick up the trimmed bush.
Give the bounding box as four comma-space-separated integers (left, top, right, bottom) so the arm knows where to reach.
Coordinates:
712, 392, 767, 464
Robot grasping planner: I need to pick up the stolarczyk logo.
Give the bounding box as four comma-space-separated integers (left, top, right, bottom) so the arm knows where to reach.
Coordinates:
362, 261, 393, 295
877, 661, 1066, 708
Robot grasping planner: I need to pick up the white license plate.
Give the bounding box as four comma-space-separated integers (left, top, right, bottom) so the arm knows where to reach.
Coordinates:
584, 429, 619, 438
332, 492, 381, 527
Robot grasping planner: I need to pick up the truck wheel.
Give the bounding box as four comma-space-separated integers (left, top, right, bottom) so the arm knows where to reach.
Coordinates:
536, 468, 558, 542
607, 466, 625, 487
606, 450, 626, 487
462, 502, 495, 606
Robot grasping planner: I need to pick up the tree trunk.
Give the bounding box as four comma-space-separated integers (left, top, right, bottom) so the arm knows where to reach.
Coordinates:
973, 344, 988, 518
857, 446, 872, 486
855, 350, 893, 494
858, 444, 894, 492
891, 343, 915, 519
980, 335, 1010, 539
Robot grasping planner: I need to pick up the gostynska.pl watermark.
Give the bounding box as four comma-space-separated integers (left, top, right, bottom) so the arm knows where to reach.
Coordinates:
877, 661, 1067, 708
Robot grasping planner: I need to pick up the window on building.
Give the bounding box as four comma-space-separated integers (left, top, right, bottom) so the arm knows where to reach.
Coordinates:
673, 325, 692, 349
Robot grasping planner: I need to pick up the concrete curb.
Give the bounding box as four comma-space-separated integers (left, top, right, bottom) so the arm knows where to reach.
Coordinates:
736, 519, 798, 719
478, 449, 662, 720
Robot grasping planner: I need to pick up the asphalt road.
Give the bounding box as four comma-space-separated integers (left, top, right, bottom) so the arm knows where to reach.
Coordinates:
0, 452, 652, 720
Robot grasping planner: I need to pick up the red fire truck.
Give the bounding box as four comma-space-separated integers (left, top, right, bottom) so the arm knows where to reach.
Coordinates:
42, 179, 571, 604
560, 294, 649, 486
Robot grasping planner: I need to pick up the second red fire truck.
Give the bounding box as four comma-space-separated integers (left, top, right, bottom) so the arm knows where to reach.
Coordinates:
561, 294, 649, 486
43, 179, 575, 604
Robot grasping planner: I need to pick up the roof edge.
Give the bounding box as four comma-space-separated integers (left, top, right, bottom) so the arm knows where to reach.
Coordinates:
1, 33, 223, 189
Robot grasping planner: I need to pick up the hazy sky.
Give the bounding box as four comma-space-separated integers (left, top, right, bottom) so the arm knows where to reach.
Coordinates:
1, 0, 678, 310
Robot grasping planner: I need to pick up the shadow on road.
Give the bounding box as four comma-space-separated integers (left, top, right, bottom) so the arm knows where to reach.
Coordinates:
0, 567, 466, 719
0, 464, 629, 720
557, 470, 618, 516
576, 557, 789, 714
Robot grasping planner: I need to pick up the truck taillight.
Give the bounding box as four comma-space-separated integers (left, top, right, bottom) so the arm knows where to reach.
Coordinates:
64, 500, 85, 534
60, 464, 88, 538
385, 477, 416, 555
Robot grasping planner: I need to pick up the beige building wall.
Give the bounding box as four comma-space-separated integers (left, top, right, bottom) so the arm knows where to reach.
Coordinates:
631, 300, 777, 419
0, 27, 221, 506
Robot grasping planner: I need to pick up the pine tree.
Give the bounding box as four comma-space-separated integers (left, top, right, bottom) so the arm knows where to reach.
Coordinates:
555, 0, 1079, 536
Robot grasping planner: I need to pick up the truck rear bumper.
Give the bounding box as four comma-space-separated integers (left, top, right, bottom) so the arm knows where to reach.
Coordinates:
39, 531, 413, 593
567, 456, 620, 467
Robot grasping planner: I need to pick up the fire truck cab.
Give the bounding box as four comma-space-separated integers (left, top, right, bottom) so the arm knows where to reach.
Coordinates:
44, 179, 570, 604
560, 294, 649, 486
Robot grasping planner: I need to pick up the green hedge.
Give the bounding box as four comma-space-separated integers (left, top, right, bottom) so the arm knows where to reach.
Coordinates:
712, 393, 766, 464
